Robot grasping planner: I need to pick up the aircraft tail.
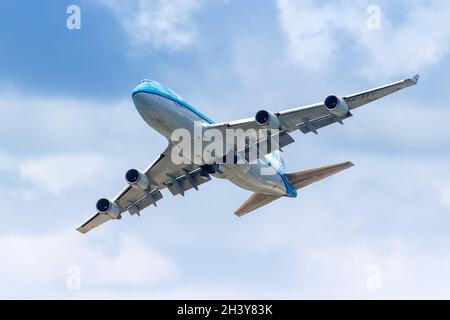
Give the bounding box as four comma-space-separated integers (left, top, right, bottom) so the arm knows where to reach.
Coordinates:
234, 161, 354, 217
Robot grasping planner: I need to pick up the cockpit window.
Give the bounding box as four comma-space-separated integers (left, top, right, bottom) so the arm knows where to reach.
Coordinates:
139, 79, 153, 84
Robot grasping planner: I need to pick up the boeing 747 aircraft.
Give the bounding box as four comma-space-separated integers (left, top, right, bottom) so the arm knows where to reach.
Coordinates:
77, 75, 419, 233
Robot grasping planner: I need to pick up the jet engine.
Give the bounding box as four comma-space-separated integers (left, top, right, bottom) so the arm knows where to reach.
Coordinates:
125, 169, 150, 190
96, 198, 121, 219
324, 95, 350, 117
255, 110, 280, 129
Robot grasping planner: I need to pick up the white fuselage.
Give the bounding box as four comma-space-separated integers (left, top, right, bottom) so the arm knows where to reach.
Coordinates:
132, 81, 296, 198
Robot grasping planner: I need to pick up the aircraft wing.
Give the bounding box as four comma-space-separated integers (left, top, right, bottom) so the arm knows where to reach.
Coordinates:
77, 143, 211, 234
207, 75, 419, 135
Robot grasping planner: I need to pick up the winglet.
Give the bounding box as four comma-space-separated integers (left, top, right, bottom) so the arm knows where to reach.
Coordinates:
410, 74, 420, 85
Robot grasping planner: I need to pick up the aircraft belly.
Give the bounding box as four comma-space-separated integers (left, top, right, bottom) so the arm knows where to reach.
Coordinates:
223, 163, 287, 196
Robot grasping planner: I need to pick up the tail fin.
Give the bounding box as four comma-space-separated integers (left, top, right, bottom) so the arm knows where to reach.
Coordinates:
234, 161, 354, 217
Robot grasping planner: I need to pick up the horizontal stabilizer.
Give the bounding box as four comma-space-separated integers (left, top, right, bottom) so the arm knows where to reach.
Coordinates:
234, 193, 281, 217
285, 161, 354, 190
234, 161, 354, 217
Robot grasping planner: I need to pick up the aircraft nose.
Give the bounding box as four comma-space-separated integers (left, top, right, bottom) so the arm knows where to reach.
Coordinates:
131, 83, 159, 122
132, 79, 154, 97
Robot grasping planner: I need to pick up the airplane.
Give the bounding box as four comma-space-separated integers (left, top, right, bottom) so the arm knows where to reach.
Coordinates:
77, 74, 420, 234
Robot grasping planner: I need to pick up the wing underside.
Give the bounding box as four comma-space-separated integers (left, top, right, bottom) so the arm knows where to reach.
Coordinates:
208, 75, 419, 136
77, 144, 211, 234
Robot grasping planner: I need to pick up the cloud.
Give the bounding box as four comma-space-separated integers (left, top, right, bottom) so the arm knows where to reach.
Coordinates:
0, 150, 16, 172
317, 101, 450, 153
0, 90, 149, 197
276, 0, 353, 71
0, 89, 143, 153
0, 231, 179, 298
20, 154, 107, 194
357, 1, 450, 79
288, 242, 450, 299
101, 0, 202, 50
438, 183, 450, 209
276, 0, 450, 78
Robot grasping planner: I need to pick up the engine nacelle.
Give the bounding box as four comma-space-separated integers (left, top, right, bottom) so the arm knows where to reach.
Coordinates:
96, 198, 121, 219
324, 95, 350, 117
125, 169, 150, 190
255, 110, 280, 129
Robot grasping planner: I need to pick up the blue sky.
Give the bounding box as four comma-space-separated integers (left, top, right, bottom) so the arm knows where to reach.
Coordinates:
1, 0, 450, 299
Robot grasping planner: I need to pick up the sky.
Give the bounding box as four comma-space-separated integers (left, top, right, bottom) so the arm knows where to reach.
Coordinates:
1, 0, 450, 299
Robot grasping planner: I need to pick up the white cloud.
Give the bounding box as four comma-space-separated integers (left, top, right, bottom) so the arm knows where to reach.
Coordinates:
20, 153, 107, 194
0, 231, 179, 298
288, 243, 450, 299
0, 89, 141, 151
0, 89, 161, 197
438, 183, 450, 209
0, 150, 16, 172
357, 1, 450, 79
321, 101, 450, 152
276, 0, 450, 78
101, 0, 202, 49
276, 0, 353, 71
